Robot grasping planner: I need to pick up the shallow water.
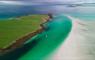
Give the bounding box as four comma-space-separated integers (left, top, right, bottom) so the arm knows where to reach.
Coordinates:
0, 3, 95, 60
49, 16, 95, 60
0, 15, 72, 60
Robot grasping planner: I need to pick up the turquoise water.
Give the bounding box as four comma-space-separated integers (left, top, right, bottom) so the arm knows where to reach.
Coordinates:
0, 3, 95, 60
67, 6, 95, 20
19, 15, 72, 60
69, 12, 95, 21
0, 15, 72, 60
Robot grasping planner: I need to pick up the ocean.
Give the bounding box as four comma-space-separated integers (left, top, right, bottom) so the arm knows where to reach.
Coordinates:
0, 3, 95, 60
19, 4, 95, 60
0, 4, 95, 20
0, 4, 95, 21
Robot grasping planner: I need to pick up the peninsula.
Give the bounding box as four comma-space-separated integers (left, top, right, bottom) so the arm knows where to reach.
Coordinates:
0, 15, 49, 55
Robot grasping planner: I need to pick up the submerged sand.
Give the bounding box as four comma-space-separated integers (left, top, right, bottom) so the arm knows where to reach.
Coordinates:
48, 16, 95, 60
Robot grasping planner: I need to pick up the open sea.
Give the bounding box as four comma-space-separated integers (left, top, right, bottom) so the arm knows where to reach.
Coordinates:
0, 3, 95, 60
0, 3, 95, 20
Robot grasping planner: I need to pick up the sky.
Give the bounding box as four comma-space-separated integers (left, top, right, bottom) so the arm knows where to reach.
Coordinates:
0, 0, 95, 5
0, 0, 94, 2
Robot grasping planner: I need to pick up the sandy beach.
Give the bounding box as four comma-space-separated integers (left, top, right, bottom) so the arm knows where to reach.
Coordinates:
47, 16, 95, 60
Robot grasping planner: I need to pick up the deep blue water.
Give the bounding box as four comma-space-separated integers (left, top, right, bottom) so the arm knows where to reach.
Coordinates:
0, 3, 95, 60
0, 4, 95, 20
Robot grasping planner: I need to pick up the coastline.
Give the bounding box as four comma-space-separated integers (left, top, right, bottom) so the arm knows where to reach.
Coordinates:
49, 15, 95, 60
0, 15, 49, 55
19, 15, 72, 60
61, 16, 95, 60
47, 15, 80, 60
0, 28, 44, 55
0, 14, 72, 60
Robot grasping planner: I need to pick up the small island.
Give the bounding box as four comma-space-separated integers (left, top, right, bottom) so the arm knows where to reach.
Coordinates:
0, 14, 50, 55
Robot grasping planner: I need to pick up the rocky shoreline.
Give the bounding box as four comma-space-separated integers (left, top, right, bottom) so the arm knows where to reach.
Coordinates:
0, 14, 51, 55
0, 26, 44, 55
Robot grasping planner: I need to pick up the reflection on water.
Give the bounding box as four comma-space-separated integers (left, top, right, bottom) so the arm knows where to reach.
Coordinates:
0, 39, 39, 60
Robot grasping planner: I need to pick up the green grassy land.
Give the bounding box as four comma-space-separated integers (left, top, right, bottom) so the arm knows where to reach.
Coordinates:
0, 15, 47, 48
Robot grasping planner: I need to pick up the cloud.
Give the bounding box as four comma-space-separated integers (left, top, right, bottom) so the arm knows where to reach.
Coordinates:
0, 0, 94, 5
0, 0, 78, 5
0, 1, 44, 5
0, 1, 25, 5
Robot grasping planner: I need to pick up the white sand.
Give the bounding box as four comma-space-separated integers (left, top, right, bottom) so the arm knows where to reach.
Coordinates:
46, 16, 95, 60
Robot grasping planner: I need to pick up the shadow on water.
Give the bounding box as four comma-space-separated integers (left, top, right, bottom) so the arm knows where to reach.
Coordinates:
0, 34, 43, 60
0, 15, 72, 60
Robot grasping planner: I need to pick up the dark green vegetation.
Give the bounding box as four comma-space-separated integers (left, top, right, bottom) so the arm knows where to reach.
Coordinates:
0, 15, 72, 60
19, 15, 72, 60
0, 15, 46, 48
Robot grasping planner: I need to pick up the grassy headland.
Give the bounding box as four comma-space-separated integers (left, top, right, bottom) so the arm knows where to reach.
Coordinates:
0, 15, 47, 49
